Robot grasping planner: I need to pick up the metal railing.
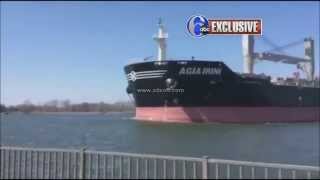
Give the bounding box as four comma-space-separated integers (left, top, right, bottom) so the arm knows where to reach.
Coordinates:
0, 146, 319, 179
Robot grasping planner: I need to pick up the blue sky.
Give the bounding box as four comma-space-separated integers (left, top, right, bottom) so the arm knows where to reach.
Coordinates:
1, 1, 319, 105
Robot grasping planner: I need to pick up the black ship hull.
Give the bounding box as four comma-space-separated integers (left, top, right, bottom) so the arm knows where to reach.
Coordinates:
124, 60, 319, 123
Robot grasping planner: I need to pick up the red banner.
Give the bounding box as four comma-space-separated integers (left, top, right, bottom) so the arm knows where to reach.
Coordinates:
207, 19, 262, 35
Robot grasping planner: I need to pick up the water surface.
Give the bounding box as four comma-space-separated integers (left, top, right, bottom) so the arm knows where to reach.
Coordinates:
1, 112, 319, 166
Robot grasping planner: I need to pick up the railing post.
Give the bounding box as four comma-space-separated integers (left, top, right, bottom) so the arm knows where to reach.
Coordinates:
79, 148, 86, 179
202, 156, 209, 179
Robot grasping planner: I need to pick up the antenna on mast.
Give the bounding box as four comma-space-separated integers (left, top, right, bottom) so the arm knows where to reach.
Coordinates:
158, 17, 162, 26
153, 18, 168, 61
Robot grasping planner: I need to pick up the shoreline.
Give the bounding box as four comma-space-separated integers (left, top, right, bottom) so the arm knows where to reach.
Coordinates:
2, 111, 134, 115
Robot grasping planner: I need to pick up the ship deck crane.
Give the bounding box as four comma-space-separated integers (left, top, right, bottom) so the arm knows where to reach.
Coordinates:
242, 35, 315, 81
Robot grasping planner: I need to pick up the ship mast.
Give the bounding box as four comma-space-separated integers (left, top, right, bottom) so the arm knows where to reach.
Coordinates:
153, 18, 168, 61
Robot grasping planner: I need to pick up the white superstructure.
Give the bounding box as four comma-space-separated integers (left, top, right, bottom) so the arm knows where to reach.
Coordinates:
153, 18, 168, 61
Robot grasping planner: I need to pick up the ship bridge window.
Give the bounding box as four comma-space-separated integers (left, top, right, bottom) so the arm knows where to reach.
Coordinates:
154, 61, 168, 66
178, 61, 188, 65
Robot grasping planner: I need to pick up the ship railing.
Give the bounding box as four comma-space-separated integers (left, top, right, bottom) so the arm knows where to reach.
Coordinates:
1, 146, 319, 179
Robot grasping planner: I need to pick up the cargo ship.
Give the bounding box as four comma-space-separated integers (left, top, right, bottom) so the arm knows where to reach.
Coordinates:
124, 20, 319, 123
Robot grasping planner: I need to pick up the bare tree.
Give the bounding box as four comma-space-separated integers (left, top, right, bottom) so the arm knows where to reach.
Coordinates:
61, 99, 71, 111
44, 100, 59, 112
16, 99, 35, 113
0, 104, 6, 112
10, 99, 135, 113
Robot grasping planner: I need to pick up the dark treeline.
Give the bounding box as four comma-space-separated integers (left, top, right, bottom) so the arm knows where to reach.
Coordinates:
0, 100, 135, 113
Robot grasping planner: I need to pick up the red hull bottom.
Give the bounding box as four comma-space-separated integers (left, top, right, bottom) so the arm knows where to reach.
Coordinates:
135, 107, 320, 123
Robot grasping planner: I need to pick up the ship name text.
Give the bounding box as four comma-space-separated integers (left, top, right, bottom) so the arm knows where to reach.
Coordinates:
179, 67, 222, 75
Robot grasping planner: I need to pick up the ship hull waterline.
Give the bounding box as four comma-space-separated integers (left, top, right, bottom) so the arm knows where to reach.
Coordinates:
135, 107, 320, 123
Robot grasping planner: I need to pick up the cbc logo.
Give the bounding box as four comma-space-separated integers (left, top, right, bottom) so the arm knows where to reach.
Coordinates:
187, 15, 209, 37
